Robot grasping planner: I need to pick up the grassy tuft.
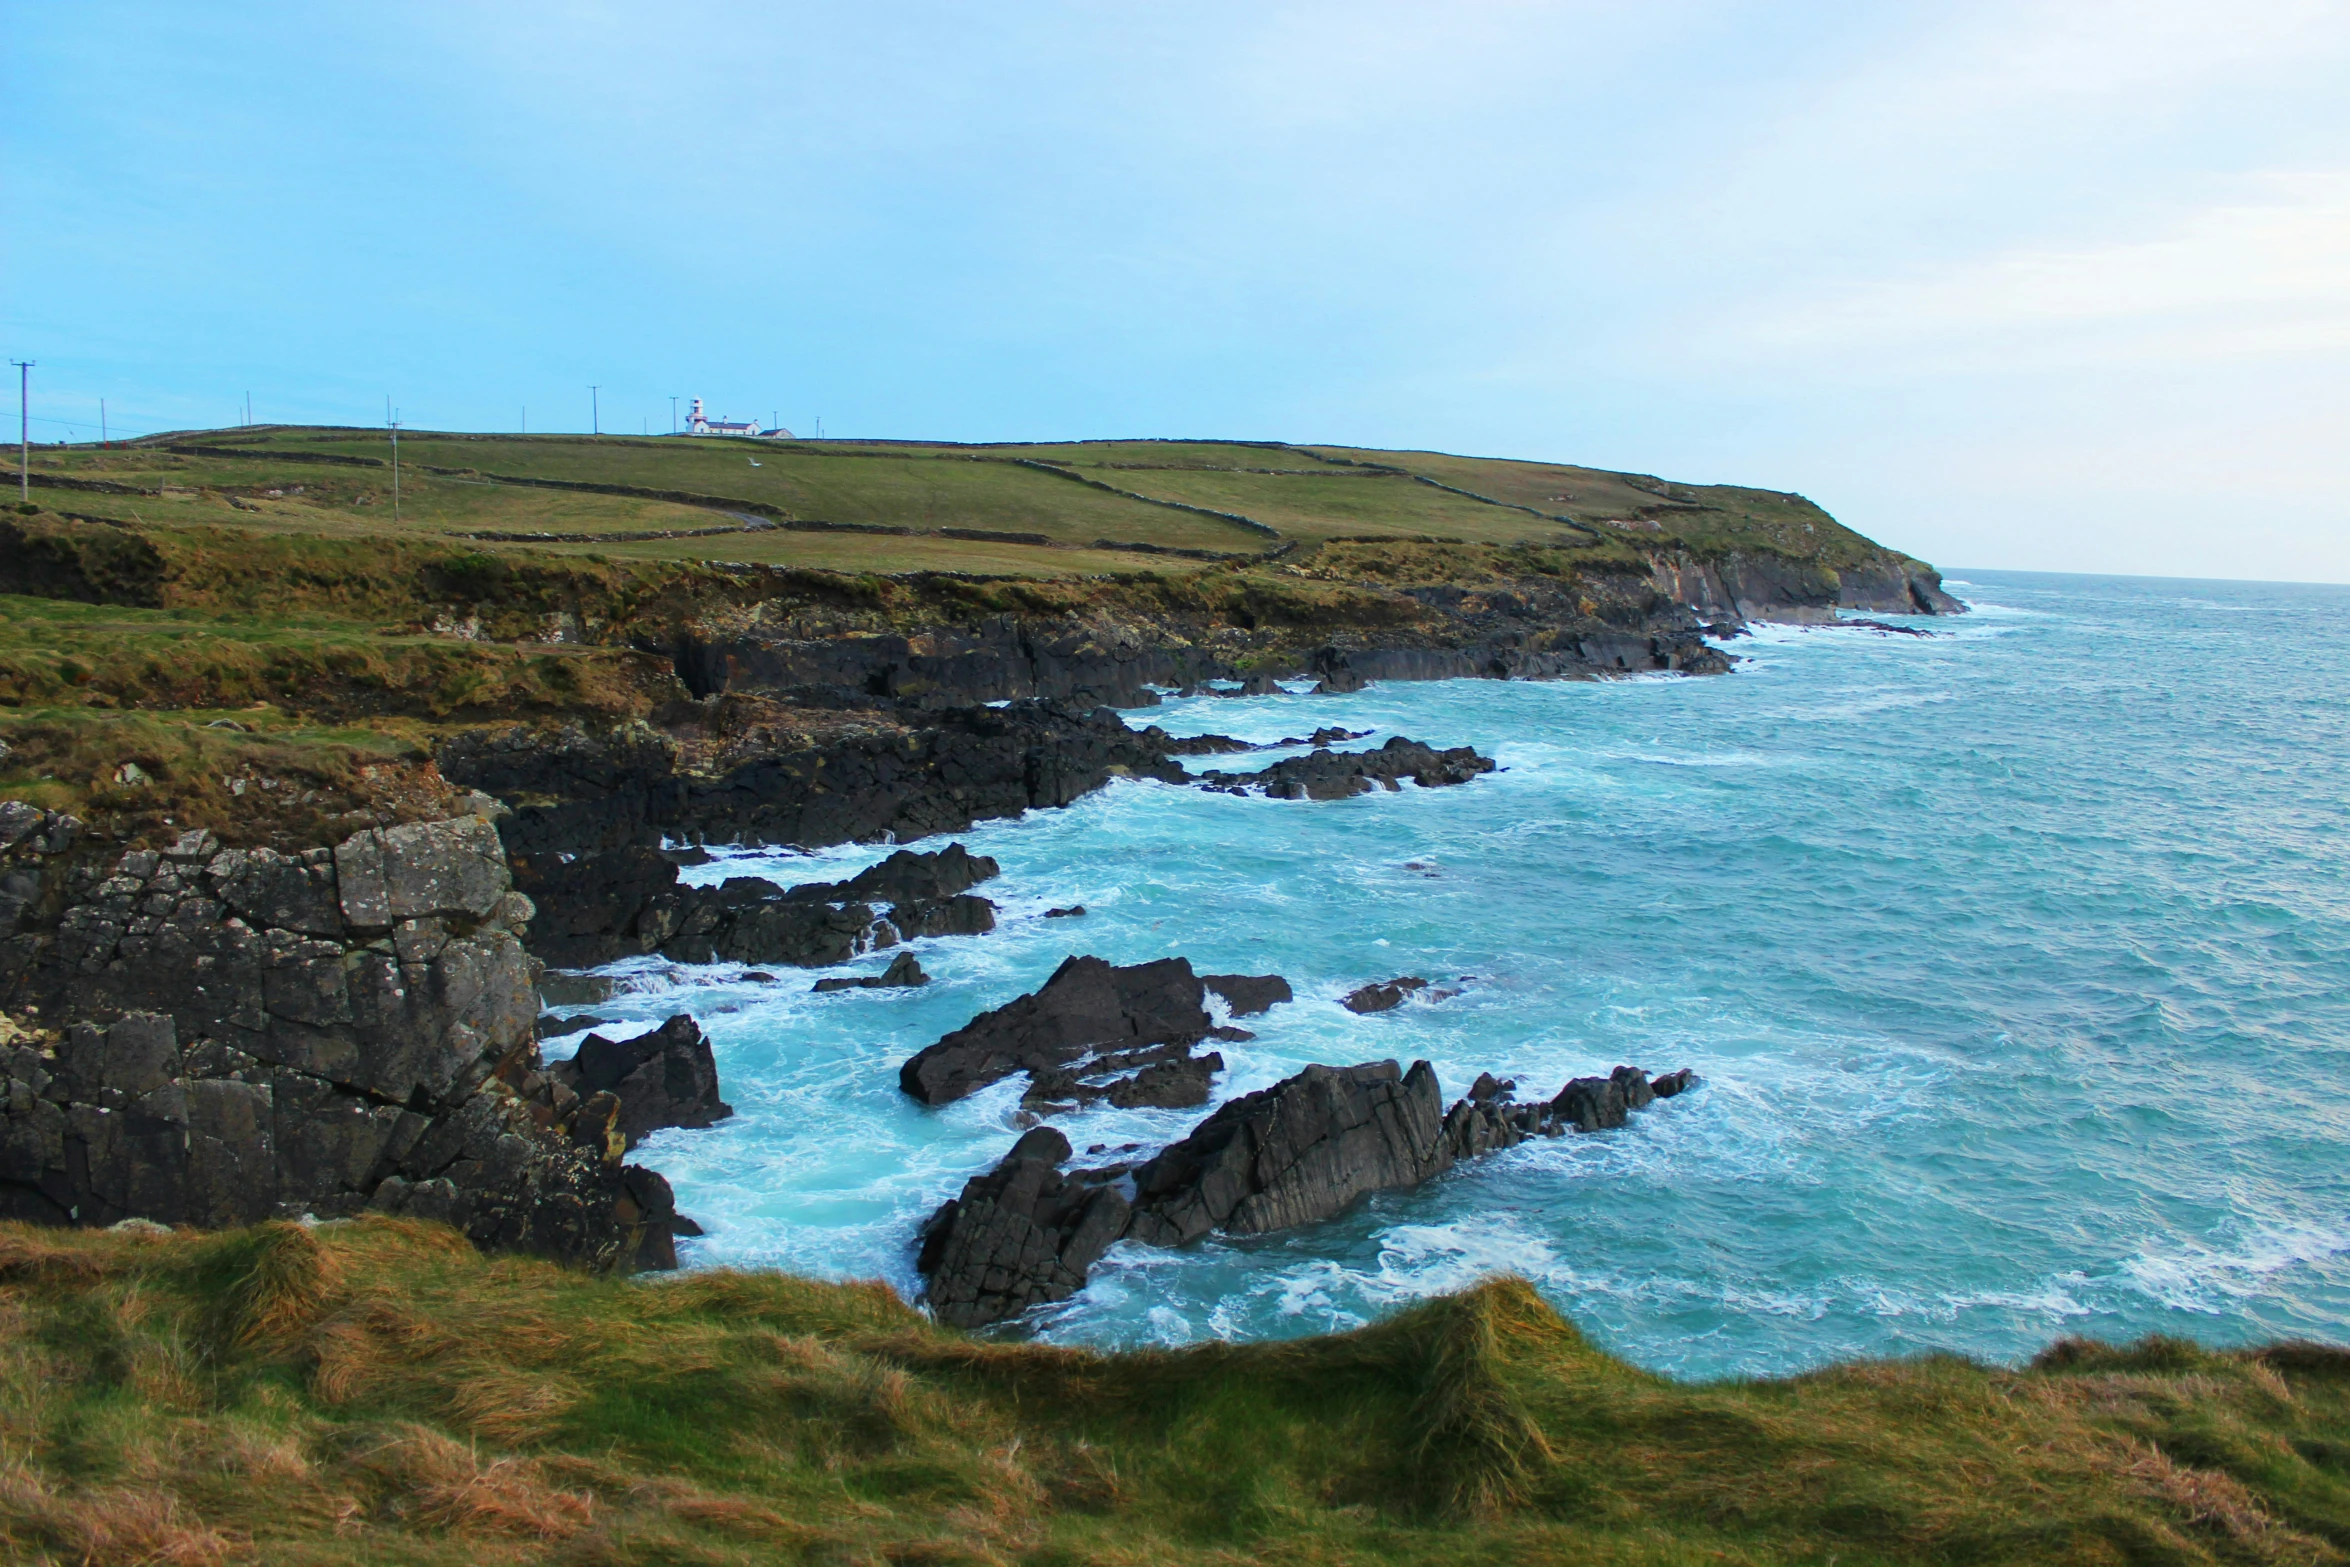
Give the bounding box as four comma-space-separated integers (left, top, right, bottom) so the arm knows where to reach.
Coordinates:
0, 1219, 2342, 1565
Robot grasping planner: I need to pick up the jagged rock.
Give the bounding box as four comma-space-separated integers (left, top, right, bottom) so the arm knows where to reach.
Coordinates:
915, 1125, 1132, 1329
443, 699, 1190, 870
1043, 905, 1086, 919
0, 815, 697, 1272
547, 1014, 733, 1149
890, 895, 996, 940
801, 844, 998, 905
900, 955, 1209, 1106
1196, 738, 1496, 800
1161, 733, 1257, 757
915, 1057, 1700, 1327
1025, 1043, 1226, 1111
1127, 1060, 1453, 1245
1343, 977, 1428, 1014
812, 951, 929, 993
513, 841, 998, 970
899, 955, 1282, 1111
1202, 973, 1293, 1016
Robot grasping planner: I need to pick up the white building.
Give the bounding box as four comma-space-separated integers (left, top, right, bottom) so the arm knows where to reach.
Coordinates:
685, 398, 789, 438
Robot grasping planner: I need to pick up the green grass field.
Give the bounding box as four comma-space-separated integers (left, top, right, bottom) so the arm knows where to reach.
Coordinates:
23, 426, 1894, 574
0, 1218, 2342, 1566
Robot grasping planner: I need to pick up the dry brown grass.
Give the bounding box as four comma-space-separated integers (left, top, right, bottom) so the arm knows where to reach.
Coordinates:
0, 1219, 2340, 1566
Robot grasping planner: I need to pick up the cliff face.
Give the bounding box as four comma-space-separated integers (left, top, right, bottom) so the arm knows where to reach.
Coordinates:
649, 544, 1957, 713
0, 802, 679, 1270
1648, 549, 1963, 623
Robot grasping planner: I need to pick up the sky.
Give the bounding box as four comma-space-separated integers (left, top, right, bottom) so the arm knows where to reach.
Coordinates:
7, 1, 2348, 581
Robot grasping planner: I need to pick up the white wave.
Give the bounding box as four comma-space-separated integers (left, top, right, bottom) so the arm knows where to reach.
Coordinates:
2121, 1219, 2350, 1313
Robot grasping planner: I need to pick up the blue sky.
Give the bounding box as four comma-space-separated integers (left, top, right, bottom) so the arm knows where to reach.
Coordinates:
8, 2, 2348, 580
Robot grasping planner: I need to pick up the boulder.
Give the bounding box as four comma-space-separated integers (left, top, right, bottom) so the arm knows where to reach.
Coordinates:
1202, 973, 1294, 1016
1342, 976, 1428, 1014
1126, 1060, 1453, 1246
915, 1126, 1132, 1329
898, 955, 1221, 1108
547, 1014, 733, 1149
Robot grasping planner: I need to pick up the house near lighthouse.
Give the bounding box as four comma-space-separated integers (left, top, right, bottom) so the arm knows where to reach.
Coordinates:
684, 398, 790, 438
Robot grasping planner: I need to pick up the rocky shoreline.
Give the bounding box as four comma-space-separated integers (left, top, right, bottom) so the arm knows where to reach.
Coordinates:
0, 564, 1959, 1310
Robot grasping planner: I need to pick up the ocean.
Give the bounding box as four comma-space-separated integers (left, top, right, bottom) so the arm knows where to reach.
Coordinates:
572, 570, 2350, 1378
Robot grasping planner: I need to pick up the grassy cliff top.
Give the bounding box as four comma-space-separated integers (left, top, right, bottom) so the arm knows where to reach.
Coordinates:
0, 1217, 2341, 1566
0, 426, 1921, 842
26, 426, 1900, 574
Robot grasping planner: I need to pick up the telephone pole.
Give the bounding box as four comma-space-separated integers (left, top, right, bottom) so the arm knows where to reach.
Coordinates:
387, 403, 401, 523
10, 361, 31, 504
669, 395, 678, 434
590, 385, 600, 435
100, 398, 107, 447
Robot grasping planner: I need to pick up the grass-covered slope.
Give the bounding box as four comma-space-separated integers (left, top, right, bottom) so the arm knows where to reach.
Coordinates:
24, 427, 1904, 574
1, 1218, 2343, 1566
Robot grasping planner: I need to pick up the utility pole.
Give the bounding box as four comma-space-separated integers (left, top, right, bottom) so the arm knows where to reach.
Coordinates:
388, 403, 401, 523
521, 406, 527, 435
11, 361, 32, 504
244, 392, 252, 427
590, 385, 600, 435
669, 395, 678, 434
100, 398, 107, 447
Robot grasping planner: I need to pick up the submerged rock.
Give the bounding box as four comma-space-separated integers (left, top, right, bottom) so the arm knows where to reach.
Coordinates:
812, 951, 930, 993
1342, 976, 1428, 1014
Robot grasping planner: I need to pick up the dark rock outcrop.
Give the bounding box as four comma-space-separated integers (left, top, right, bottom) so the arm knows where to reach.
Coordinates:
915, 1056, 1698, 1326
1203, 973, 1294, 1017
1126, 1060, 1453, 1245
0, 809, 694, 1271
546, 1014, 733, 1149
899, 955, 1253, 1111
670, 616, 1221, 713
812, 951, 929, 993
513, 841, 999, 970
443, 699, 1188, 866
1196, 738, 1496, 800
1343, 977, 1428, 1014
914, 1126, 1132, 1329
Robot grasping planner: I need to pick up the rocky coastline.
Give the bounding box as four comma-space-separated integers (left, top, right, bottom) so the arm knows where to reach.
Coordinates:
0, 549, 1959, 1302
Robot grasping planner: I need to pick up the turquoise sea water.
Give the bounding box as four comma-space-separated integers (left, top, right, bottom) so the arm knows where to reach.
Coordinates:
577, 571, 2350, 1378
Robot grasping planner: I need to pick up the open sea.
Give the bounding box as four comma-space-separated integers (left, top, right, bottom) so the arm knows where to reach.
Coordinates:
559, 570, 2350, 1379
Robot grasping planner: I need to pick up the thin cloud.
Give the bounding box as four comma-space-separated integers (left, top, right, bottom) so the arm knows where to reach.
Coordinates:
1742, 172, 2350, 370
